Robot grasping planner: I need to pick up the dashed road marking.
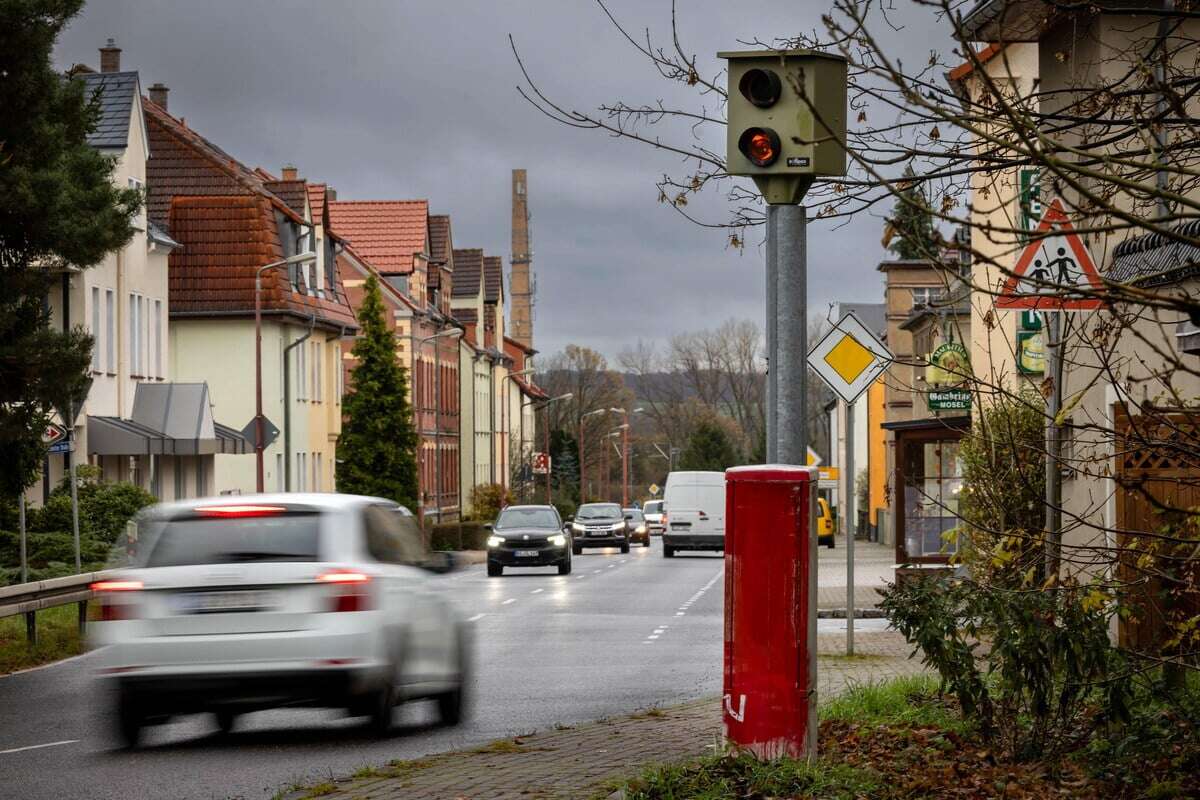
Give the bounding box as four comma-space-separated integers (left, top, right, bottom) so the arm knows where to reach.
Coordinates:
502, 598, 516, 605
530, 588, 544, 594
467, 613, 486, 622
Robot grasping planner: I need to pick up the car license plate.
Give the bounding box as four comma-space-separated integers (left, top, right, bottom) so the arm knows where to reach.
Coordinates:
176, 590, 274, 614
514, 549, 539, 558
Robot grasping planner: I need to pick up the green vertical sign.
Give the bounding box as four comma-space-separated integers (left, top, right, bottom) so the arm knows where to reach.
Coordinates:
1019, 168, 1042, 241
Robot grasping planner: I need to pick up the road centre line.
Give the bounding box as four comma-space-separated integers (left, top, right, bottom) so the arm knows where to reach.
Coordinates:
467, 614, 486, 622
502, 598, 516, 605
0, 740, 78, 756
530, 588, 544, 594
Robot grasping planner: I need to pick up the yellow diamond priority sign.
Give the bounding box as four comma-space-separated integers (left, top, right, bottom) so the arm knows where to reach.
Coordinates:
807, 311, 892, 403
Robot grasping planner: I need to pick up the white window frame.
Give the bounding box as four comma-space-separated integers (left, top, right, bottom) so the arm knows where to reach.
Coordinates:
128, 177, 146, 230
105, 289, 115, 373
153, 300, 163, 379
91, 287, 101, 372
129, 293, 141, 376
297, 342, 307, 401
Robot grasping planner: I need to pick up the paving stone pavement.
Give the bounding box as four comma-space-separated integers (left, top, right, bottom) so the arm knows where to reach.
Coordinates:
285, 630, 926, 800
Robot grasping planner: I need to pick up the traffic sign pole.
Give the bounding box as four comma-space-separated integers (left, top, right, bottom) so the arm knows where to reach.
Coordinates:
1044, 310, 1064, 579
773, 203, 808, 467
845, 400, 855, 656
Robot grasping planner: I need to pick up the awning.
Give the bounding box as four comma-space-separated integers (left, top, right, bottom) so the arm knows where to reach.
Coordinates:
88, 383, 249, 456
1109, 219, 1200, 288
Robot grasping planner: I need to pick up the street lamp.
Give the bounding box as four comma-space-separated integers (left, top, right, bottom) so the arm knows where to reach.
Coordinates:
255, 252, 317, 492
415, 327, 462, 524
533, 392, 572, 504
620, 407, 645, 507
602, 429, 623, 502
579, 407, 613, 502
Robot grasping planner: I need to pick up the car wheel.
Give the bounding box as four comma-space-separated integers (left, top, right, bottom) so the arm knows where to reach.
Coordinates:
487, 562, 503, 577
368, 681, 396, 735
644, 539, 652, 548
828, 539, 836, 549
663, 545, 675, 558
437, 626, 469, 727
116, 697, 144, 749
558, 557, 572, 575
620, 542, 630, 554
214, 709, 237, 735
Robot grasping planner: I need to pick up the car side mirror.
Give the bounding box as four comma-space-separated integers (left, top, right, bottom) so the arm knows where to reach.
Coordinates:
483, 523, 493, 531
564, 516, 574, 523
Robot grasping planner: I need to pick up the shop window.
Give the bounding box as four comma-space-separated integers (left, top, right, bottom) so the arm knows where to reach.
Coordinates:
900, 438, 962, 560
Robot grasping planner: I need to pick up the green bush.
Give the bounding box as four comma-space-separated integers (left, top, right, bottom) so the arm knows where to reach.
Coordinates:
469, 483, 512, 524
427, 521, 490, 552
552, 499, 577, 521
957, 389, 1046, 586
35, 466, 155, 544
880, 572, 1130, 760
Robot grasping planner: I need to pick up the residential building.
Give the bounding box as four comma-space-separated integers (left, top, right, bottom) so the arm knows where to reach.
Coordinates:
329, 200, 462, 521
30, 43, 247, 506
877, 258, 971, 566
505, 335, 547, 500
144, 91, 355, 496
451, 248, 500, 513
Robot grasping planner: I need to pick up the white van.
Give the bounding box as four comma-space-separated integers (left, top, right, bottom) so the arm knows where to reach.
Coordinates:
662, 471, 726, 557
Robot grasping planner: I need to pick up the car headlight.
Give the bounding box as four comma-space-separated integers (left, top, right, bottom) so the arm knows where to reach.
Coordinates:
636, 525, 647, 534
487, 535, 505, 548
549, 534, 566, 547
611, 523, 624, 531
571, 522, 585, 533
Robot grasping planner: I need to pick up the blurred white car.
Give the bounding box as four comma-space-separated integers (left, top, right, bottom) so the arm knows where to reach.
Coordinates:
642, 500, 665, 535
91, 494, 468, 746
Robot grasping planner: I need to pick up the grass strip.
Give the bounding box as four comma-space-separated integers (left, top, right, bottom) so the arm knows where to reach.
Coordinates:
0, 604, 87, 675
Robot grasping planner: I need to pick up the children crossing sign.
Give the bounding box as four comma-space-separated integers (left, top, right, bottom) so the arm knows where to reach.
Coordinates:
998, 197, 1105, 310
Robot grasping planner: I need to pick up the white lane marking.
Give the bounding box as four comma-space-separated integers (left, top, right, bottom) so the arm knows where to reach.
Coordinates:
647, 635, 659, 640
467, 613, 486, 622
0, 740, 78, 755
619, 560, 627, 564
575, 575, 586, 580
642, 640, 654, 644
502, 598, 517, 605
675, 612, 685, 616
593, 569, 602, 574
608, 564, 616, 569
530, 588, 544, 594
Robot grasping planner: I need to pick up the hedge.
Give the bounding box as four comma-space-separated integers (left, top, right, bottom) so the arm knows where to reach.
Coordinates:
427, 521, 490, 552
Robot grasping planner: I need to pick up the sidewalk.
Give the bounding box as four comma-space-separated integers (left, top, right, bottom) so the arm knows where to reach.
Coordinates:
280, 631, 924, 800
817, 534, 894, 611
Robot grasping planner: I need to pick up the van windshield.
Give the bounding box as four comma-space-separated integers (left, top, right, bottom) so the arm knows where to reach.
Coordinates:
643, 501, 663, 514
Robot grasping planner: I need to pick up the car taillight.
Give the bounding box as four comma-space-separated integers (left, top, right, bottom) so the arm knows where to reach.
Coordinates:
91, 579, 143, 621
195, 504, 286, 518
317, 570, 373, 612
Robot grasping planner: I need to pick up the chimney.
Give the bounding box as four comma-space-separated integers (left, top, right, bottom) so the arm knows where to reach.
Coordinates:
327, 187, 338, 201
99, 38, 121, 73
148, 83, 169, 111
281, 164, 298, 181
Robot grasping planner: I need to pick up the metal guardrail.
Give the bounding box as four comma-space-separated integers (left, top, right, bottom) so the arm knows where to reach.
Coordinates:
0, 570, 112, 625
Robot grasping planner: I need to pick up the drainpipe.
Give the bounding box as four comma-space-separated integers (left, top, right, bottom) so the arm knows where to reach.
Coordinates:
283, 315, 317, 491
1154, 1, 1175, 221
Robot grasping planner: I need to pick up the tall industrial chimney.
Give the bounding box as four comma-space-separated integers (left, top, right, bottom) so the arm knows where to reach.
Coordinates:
509, 169, 534, 348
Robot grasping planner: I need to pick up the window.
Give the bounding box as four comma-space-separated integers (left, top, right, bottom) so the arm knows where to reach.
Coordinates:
154, 300, 162, 378
312, 341, 321, 402
136, 295, 145, 375
128, 177, 145, 230
129, 294, 139, 375
363, 504, 427, 565
196, 457, 207, 497
174, 459, 184, 500
91, 288, 101, 372
900, 439, 962, 559
910, 286, 942, 309
297, 342, 307, 401
297, 452, 306, 491
312, 451, 319, 492
105, 290, 115, 373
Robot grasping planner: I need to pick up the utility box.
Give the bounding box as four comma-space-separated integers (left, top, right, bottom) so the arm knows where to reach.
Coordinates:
723, 464, 819, 759
719, 50, 848, 204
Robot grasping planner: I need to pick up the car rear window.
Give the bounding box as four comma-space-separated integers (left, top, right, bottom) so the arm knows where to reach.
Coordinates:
143, 513, 321, 567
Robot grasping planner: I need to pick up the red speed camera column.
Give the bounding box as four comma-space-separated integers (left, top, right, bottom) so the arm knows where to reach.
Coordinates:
723, 464, 819, 759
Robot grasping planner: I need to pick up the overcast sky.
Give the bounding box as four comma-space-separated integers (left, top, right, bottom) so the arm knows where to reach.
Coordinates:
56, 1, 937, 362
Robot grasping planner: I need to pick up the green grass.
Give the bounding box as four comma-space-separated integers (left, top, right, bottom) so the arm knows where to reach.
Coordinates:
0, 604, 88, 675
820, 673, 970, 733
621, 753, 880, 800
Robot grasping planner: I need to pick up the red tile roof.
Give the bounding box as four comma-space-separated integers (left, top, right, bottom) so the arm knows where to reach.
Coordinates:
451, 248, 483, 298
167, 195, 356, 328
263, 179, 308, 217
307, 183, 327, 225
483, 255, 503, 304
327, 200, 428, 275
144, 98, 304, 229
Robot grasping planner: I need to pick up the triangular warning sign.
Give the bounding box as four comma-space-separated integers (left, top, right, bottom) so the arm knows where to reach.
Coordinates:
997, 197, 1105, 310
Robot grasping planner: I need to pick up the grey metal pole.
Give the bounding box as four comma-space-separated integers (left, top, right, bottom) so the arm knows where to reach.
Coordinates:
845, 399, 855, 656
774, 204, 808, 465
1044, 311, 1063, 579
68, 402, 81, 573
766, 206, 779, 463
20, 493, 35, 645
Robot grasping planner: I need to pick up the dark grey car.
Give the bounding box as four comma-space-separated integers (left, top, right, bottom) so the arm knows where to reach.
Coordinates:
568, 503, 629, 554
486, 505, 572, 576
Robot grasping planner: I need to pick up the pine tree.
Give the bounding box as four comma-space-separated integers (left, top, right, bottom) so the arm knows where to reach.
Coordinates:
548, 429, 580, 503
335, 275, 419, 508
679, 421, 740, 472
888, 166, 939, 260
0, 0, 143, 498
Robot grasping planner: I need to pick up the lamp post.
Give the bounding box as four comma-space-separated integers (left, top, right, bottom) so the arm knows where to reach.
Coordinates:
579, 407, 609, 503
532, 392, 572, 504
500, 367, 535, 491
604, 427, 626, 502
414, 327, 462, 523
256, 252, 317, 492
620, 407, 644, 507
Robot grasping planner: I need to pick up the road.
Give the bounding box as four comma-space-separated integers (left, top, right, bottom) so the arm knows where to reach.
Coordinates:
1, 536, 892, 799
1, 540, 727, 800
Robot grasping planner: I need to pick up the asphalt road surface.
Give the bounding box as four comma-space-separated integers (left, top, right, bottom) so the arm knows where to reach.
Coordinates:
1, 540, 729, 800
